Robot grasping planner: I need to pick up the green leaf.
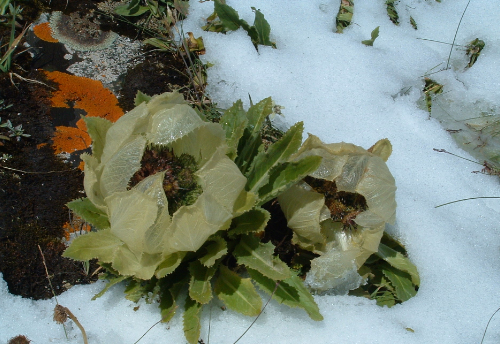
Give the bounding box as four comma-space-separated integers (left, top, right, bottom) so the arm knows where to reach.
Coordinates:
375, 290, 397, 307
159, 279, 186, 323
377, 243, 420, 286
235, 129, 263, 174
252, 8, 276, 48
382, 266, 417, 302
257, 155, 323, 205
183, 296, 203, 344
66, 197, 110, 230
199, 237, 227, 267
189, 260, 216, 304
246, 121, 304, 193
134, 90, 152, 106
124, 278, 158, 303
227, 208, 270, 238
63, 229, 122, 262
220, 99, 248, 160
92, 275, 128, 300
83, 116, 112, 161
214, 0, 241, 31
362, 26, 380, 46
156, 252, 186, 278
234, 235, 291, 280
246, 97, 273, 136
214, 265, 262, 316
115, 0, 150, 16
248, 268, 323, 321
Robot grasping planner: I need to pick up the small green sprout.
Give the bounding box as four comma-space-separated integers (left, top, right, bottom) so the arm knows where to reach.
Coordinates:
0, 117, 30, 141
202, 0, 276, 51
362, 26, 380, 46
465, 38, 485, 68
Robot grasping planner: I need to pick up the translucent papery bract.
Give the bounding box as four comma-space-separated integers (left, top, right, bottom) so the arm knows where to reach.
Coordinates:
99, 136, 147, 199
100, 103, 150, 165
277, 183, 326, 251
196, 146, 247, 212
106, 189, 158, 255
82, 153, 107, 212
148, 106, 205, 146
281, 134, 397, 293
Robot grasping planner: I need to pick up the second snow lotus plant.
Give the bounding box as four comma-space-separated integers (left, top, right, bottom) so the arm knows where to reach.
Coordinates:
63, 91, 418, 343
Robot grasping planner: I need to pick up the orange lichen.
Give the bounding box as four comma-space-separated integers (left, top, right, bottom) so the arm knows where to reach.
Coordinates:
45, 71, 124, 166
52, 118, 92, 155
33, 22, 59, 43
36, 142, 48, 149
45, 71, 123, 121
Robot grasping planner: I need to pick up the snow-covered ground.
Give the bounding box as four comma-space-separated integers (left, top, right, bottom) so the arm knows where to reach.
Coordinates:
2, 0, 500, 343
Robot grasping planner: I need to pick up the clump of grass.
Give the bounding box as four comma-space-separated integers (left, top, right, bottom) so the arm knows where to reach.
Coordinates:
0, 0, 26, 73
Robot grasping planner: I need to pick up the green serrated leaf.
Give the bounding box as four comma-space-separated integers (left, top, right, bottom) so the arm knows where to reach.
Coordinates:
234, 235, 291, 280
184, 296, 203, 344
377, 243, 420, 286
214, 265, 262, 316
257, 155, 323, 206
382, 266, 417, 302
156, 252, 186, 279
235, 129, 263, 174
159, 279, 185, 323
246, 97, 273, 136
248, 268, 323, 321
67, 197, 110, 230
115, 0, 150, 16
362, 26, 380, 46
189, 260, 216, 304
92, 275, 128, 300
228, 208, 270, 238
214, 0, 241, 31
83, 116, 112, 161
220, 100, 248, 160
134, 90, 152, 106
246, 121, 304, 193
375, 290, 396, 307
63, 229, 122, 262
199, 237, 227, 267
124, 278, 158, 303
253, 8, 276, 48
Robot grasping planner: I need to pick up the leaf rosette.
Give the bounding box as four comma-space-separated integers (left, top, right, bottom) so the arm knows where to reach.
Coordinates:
277, 134, 397, 293
63, 92, 250, 280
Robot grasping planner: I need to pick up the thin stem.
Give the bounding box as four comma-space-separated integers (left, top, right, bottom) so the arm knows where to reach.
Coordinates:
233, 282, 280, 344
445, 0, 471, 70
433, 148, 482, 165
133, 306, 177, 344
435, 196, 500, 208
0, 165, 77, 174
481, 306, 500, 344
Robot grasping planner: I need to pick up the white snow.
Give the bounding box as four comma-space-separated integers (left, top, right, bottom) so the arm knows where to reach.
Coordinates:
2, 0, 500, 343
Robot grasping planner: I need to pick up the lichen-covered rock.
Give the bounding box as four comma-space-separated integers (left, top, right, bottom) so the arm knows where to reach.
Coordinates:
278, 134, 396, 293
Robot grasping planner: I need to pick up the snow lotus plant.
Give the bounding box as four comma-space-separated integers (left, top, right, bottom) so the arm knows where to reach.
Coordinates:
64, 91, 252, 280
277, 135, 418, 296
63, 92, 325, 344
